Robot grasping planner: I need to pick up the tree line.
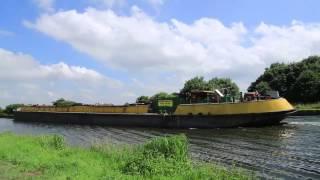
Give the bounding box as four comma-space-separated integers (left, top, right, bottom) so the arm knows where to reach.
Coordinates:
136, 77, 240, 103
248, 56, 320, 103
0, 99, 81, 115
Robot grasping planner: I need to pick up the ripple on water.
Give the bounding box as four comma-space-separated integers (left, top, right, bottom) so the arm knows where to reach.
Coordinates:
0, 116, 320, 179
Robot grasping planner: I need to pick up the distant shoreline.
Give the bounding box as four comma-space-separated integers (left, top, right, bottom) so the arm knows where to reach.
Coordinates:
0, 114, 13, 118
291, 109, 320, 116
292, 103, 320, 116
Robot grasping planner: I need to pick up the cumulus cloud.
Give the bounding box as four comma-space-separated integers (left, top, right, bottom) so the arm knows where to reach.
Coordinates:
147, 0, 165, 9
26, 7, 253, 74
22, 7, 320, 103
90, 0, 126, 9
0, 49, 106, 81
148, 0, 165, 5
33, 0, 55, 13
250, 21, 320, 62
0, 48, 124, 107
90, 0, 165, 9
0, 29, 14, 37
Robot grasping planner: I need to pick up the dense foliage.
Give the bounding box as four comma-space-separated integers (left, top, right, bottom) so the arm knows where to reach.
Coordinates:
136, 77, 240, 105
248, 56, 320, 103
0, 133, 252, 179
4, 104, 24, 114
151, 92, 177, 100
0, 107, 4, 115
180, 76, 240, 96
52, 98, 82, 107
123, 135, 190, 176
136, 93, 178, 104
136, 96, 150, 103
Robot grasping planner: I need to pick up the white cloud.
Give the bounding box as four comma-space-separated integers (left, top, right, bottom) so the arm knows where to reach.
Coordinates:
91, 0, 165, 9
0, 48, 124, 107
0, 29, 14, 37
148, 0, 165, 5
90, 0, 126, 8
250, 21, 320, 62
147, 0, 165, 8
21, 7, 320, 104
33, 0, 55, 13
0, 49, 108, 81
26, 7, 252, 75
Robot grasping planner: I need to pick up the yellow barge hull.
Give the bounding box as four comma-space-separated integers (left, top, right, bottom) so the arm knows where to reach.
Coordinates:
174, 98, 294, 116
14, 98, 295, 128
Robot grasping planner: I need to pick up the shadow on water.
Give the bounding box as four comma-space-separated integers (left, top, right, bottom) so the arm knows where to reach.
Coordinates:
0, 116, 320, 179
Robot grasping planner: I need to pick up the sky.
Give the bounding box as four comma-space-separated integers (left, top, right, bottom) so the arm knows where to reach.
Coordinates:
1, 0, 320, 107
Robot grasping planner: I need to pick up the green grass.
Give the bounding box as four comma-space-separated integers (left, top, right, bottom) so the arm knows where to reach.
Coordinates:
0, 132, 253, 180
295, 102, 320, 110
0, 112, 9, 116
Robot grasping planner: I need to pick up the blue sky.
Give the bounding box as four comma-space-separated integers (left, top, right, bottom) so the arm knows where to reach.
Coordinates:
1, 0, 320, 106
161, 0, 320, 25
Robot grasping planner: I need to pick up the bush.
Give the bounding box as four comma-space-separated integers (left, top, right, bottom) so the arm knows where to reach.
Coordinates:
142, 134, 188, 160
39, 135, 65, 150
4, 104, 24, 114
52, 98, 82, 107
122, 134, 191, 176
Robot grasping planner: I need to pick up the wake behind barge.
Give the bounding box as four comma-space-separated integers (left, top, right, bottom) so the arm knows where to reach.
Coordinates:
14, 90, 295, 128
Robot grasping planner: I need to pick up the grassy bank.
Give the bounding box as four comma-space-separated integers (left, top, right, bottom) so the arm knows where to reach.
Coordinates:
293, 103, 320, 115
295, 102, 320, 110
0, 113, 13, 118
0, 132, 252, 179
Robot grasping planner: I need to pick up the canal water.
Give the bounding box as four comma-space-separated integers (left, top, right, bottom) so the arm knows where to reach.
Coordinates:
0, 116, 319, 179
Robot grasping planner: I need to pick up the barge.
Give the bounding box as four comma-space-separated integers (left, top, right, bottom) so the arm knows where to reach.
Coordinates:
14, 90, 295, 128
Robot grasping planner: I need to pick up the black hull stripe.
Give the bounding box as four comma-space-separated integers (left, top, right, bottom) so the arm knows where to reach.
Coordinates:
14, 110, 293, 129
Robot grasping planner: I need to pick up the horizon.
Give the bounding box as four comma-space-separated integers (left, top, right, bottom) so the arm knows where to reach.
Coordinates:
1, 0, 320, 107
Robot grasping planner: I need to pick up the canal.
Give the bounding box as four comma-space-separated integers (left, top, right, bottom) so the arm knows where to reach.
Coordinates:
0, 116, 319, 179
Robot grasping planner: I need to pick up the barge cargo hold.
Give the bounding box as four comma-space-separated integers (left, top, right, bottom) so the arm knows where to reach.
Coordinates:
14, 97, 295, 128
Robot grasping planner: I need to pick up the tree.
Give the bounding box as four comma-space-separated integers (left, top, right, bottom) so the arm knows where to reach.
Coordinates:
180, 76, 209, 94
4, 104, 24, 114
290, 70, 320, 102
248, 56, 320, 103
180, 76, 240, 96
52, 98, 82, 107
136, 96, 150, 103
151, 92, 177, 100
254, 81, 271, 95
207, 78, 239, 96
